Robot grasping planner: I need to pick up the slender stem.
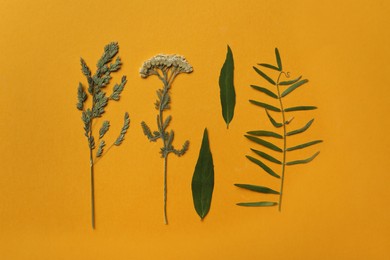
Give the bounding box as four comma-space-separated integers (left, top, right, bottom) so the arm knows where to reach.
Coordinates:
275, 72, 287, 212
90, 149, 95, 229
159, 76, 170, 224
163, 155, 168, 225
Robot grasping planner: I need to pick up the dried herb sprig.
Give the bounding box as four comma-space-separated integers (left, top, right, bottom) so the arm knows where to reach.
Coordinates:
140, 54, 192, 224
77, 42, 130, 229
235, 48, 322, 210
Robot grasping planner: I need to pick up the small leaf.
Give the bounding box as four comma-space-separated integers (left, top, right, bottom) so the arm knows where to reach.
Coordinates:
246, 155, 280, 178
237, 201, 278, 207
114, 112, 130, 146
258, 63, 279, 71
275, 48, 282, 71
286, 119, 314, 136
234, 184, 280, 194
279, 76, 302, 86
249, 100, 281, 112
265, 109, 283, 128
250, 85, 278, 99
192, 129, 214, 220
286, 151, 320, 165
284, 106, 317, 112
247, 130, 283, 139
287, 140, 323, 151
250, 148, 282, 164
281, 79, 309, 97
80, 58, 91, 78
173, 140, 189, 157
99, 121, 110, 139
245, 135, 283, 152
162, 115, 172, 130
219, 45, 236, 128
253, 67, 276, 85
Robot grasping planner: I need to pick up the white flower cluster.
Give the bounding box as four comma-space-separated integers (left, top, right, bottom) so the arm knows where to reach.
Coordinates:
140, 54, 193, 78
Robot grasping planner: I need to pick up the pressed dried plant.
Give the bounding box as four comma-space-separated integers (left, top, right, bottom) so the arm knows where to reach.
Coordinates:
140, 54, 192, 224
235, 48, 322, 210
77, 42, 130, 229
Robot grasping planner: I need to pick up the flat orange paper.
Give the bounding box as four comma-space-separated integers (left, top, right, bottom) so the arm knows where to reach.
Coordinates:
0, 0, 389, 259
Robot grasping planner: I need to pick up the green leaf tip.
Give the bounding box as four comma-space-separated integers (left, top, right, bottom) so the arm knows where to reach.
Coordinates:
234, 184, 280, 194
219, 45, 236, 129
236, 201, 278, 207
192, 128, 214, 220
275, 48, 282, 71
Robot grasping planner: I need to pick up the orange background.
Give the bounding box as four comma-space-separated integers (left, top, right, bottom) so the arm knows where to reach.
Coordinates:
1, 0, 389, 259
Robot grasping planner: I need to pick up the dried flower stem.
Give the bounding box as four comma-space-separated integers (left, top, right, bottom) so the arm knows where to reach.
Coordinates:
140, 54, 192, 224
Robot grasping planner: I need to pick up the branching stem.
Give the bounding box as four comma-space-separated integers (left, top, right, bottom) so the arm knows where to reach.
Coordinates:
276, 72, 287, 212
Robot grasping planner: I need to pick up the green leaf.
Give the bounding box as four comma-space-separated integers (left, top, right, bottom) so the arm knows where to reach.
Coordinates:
250, 85, 278, 99
192, 128, 214, 220
97, 42, 119, 69
247, 130, 283, 139
253, 67, 276, 85
246, 155, 280, 178
287, 140, 323, 151
99, 121, 110, 139
286, 119, 314, 136
173, 140, 190, 157
250, 148, 282, 164
258, 63, 279, 71
284, 106, 317, 112
249, 100, 281, 112
114, 112, 130, 146
237, 201, 278, 207
279, 76, 302, 85
281, 79, 309, 97
265, 109, 283, 128
234, 184, 280, 194
286, 151, 320, 165
219, 45, 236, 129
245, 135, 283, 152
80, 58, 91, 78
275, 48, 282, 71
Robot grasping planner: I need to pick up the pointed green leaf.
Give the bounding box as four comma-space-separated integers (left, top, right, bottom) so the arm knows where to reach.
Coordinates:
286, 151, 320, 165
192, 128, 214, 220
279, 76, 302, 85
284, 106, 317, 112
250, 85, 278, 99
286, 119, 314, 136
234, 184, 280, 194
258, 63, 279, 71
237, 201, 278, 207
253, 67, 276, 85
247, 130, 283, 139
250, 148, 282, 164
249, 100, 281, 112
287, 140, 323, 151
246, 155, 280, 178
219, 45, 236, 129
266, 109, 283, 128
114, 112, 130, 146
281, 79, 309, 97
245, 135, 283, 152
275, 48, 282, 71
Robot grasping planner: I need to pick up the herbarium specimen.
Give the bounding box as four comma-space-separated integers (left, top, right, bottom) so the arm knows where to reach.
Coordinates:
235, 48, 322, 210
140, 54, 192, 224
192, 128, 214, 220
219, 45, 236, 129
77, 42, 130, 229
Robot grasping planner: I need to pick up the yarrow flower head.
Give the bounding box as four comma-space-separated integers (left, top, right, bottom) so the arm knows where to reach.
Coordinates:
140, 54, 193, 78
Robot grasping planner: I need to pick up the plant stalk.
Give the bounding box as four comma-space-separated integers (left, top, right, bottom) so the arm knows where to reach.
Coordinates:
276, 72, 287, 212
90, 150, 95, 229
163, 155, 168, 225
